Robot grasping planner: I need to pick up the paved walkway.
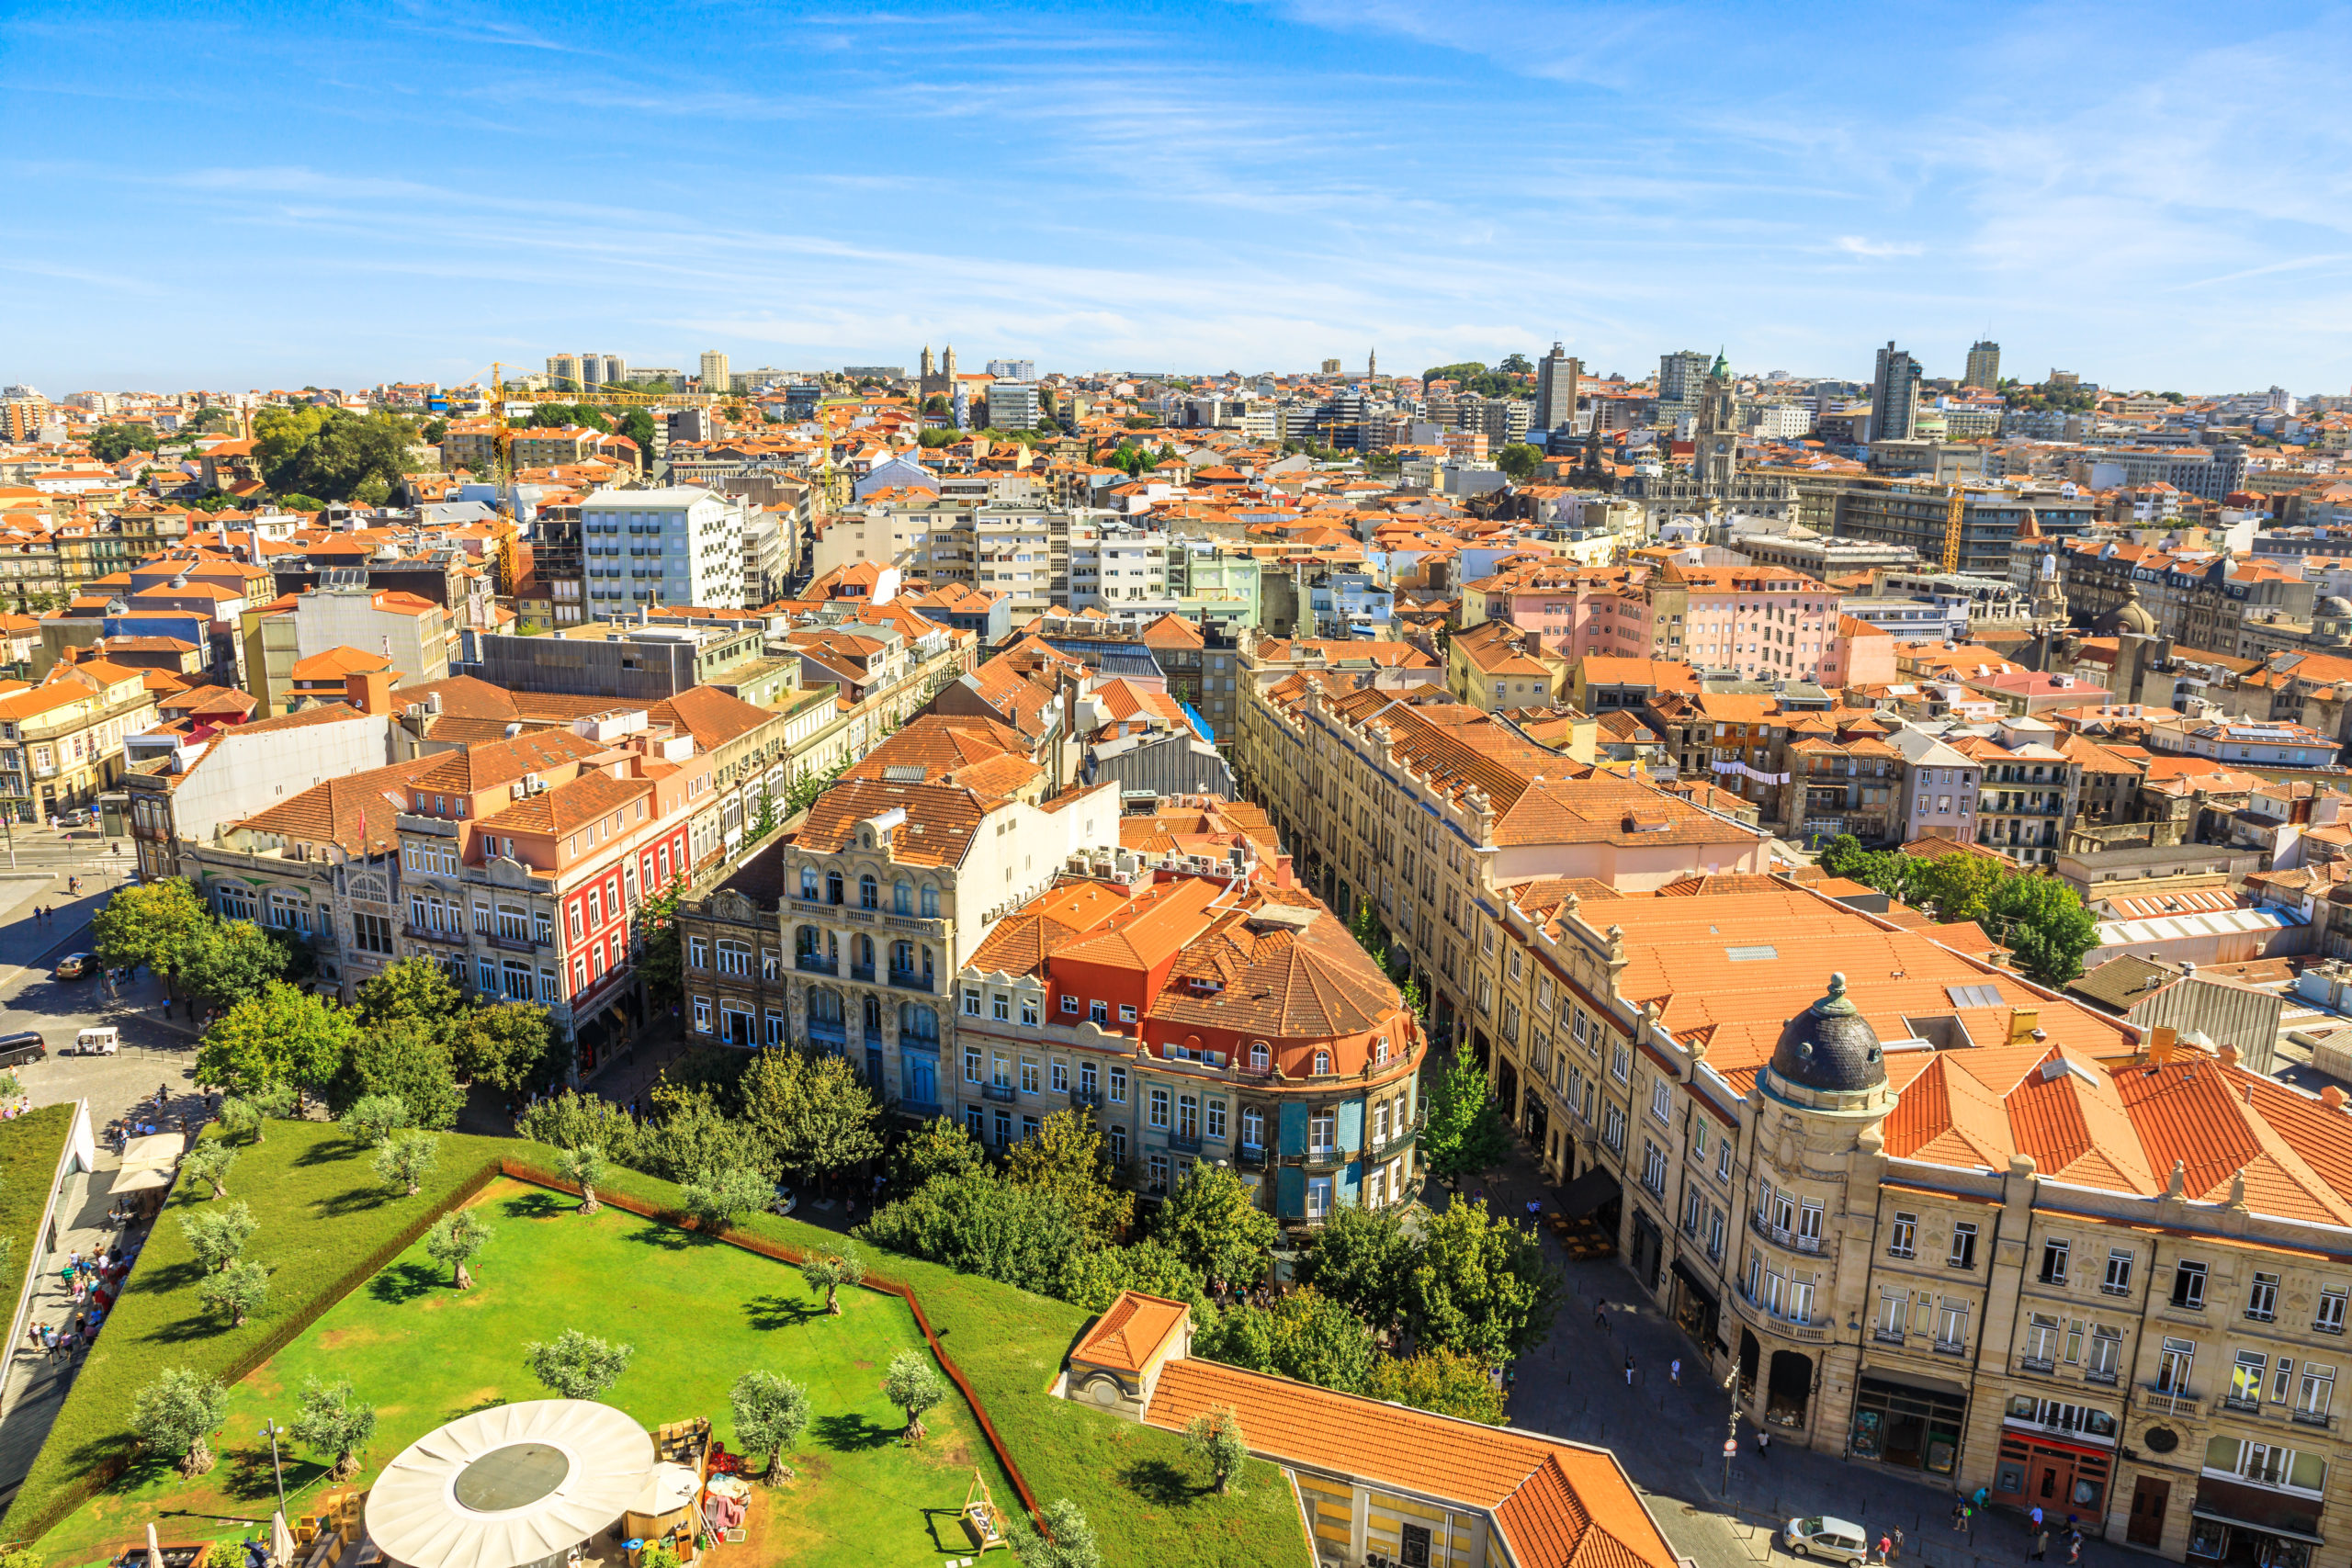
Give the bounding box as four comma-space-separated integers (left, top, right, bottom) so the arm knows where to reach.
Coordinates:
1455, 1137, 2159, 1568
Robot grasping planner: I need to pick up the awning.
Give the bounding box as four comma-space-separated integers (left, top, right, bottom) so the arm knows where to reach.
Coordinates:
2191, 1509, 2325, 1547
2193, 1477, 2324, 1543
1555, 1168, 1621, 1219
1860, 1368, 1971, 1400
366, 1399, 655, 1568
1670, 1258, 1718, 1305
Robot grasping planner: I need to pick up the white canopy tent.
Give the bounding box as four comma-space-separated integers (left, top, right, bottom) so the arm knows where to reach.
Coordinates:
366, 1400, 655, 1568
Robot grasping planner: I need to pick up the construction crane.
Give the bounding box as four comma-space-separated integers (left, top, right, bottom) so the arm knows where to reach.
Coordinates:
1940, 485, 1965, 572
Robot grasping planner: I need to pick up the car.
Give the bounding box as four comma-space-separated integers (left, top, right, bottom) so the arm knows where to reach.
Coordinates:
51, 953, 93, 980
54, 809, 92, 829
1784, 1517, 1869, 1564
0, 1032, 46, 1068
769, 1183, 797, 1217
69, 1026, 119, 1056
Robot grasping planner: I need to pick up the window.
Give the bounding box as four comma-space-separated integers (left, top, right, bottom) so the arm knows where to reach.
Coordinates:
2321, 1288, 2348, 1334
963, 1046, 980, 1083
1797, 1201, 1822, 1250
1109, 1123, 1126, 1164
1079, 1061, 1096, 1097
2025, 1314, 2061, 1366
1641, 1142, 1666, 1194
1118, 1003, 1137, 1023
1611, 1043, 1630, 1083
1146, 1153, 1170, 1194
2248, 1272, 2280, 1322
2299, 1364, 2335, 1420
1060, 994, 1079, 1014
1241, 1107, 1263, 1150
922, 884, 939, 916
2040, 1239, 2070, 1286
2174, 1260, 2209, 1309
1707, 1209, 1725, 1260
1949, 1223, 1978, 1269
1249, 1042, 1270, 1071
2202, 1436, 2328, 1495
1089, 999, 1108, 1024
1206, 1099, 1227, 1140
1717, 1138, 1732, 1179
1650, 1078, 1670, 1123
1890, 1213, 1917, 1259
2158, 1337, 2196, 1394
1021, 995, 1039, 1026
2086, 1328, 2121, 1380
894, 879, 912, 915
1789, 1280, 1815, 1325
1312, 1049, 1331, 1075
693, 997, 711, 1032
962, 987, 981, 1016
991, 992, 1010, 1021
1306, 1176, 1332, 1220
1879, 1292, 1907, 1340
2104, 1249, 2133, 1296
1148, 1087, 1170, 1129
1601, 1104, 1625, 1153
800, 867, 819, 900
1109, 1066, 1127, 1104
1937, 1301, 1969, 1351
1309, 1111, 1336, 1153
859, 874, 877, 909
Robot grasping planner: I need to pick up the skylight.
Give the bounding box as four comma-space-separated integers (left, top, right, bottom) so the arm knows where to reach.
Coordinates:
1725, 945, 1778, 962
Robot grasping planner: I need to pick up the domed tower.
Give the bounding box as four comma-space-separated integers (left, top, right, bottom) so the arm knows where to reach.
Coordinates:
1737, 974, 1898, 1445
2316, 595, 2352, 647
2091, 579, 2157, 639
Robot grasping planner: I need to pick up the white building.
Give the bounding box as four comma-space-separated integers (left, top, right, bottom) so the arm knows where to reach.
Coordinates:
987, 382, 1042, 430
579, 486, 746, 612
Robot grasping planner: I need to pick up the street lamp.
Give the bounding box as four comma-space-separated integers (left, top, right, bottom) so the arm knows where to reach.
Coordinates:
256, 1418, 288, 1519
1722, 1368, 1740, 1498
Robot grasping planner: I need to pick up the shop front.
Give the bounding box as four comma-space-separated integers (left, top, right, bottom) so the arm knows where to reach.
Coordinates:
1991, 1397, 2117, 1528
1848, 1372, 1968, 1478
1670, 1259, 1720, 1353
2188, 1473, 2325, 1568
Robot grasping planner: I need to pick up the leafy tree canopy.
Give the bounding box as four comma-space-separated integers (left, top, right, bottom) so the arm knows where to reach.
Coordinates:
1154, 1160, 1277, 1285
86, 423, 155, 463
448, 1002, 555, 1092
197, 980, 354, 1096
740, 1046, 883, 1176
254, 407, 417, 503
856, 1168, 1088, 1299
1301, 1200, 1418, 1329
92, 877, 209, 978
1422, 1043, 1512, 1185
1364, 1347, 1508, 1424
1404, 1198, 1561, 1363
1195, 1286, 1377, 1394
1497, 443, 1544, 481
179, 919, 289, 1012
331, 1019, 464, 1129
894, 1115, 985, 1190
1001, 1108, 1131, 1245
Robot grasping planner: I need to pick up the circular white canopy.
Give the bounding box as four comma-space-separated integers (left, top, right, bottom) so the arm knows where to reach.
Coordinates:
367, 1400, 656, 1568
636, 1461, 699, 1516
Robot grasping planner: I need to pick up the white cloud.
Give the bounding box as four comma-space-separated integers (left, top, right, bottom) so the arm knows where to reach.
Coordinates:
1834, 237, 1925, 260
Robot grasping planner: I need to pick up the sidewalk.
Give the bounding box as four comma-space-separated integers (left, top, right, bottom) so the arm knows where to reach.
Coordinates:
0, 1146, 141, 1505
1454, 1136, 2151, 1568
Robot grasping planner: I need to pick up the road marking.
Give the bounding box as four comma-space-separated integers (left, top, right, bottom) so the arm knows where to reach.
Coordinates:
0, 919, 95, 996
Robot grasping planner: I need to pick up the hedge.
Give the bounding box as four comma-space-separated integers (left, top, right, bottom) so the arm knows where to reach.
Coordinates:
0, 1104, 78, 1341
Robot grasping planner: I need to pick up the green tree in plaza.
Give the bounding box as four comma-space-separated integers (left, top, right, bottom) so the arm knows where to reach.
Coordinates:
882, 1350, 947, 1445
180, 1139, 238, 1199
1057, 1237, 1205, 1313
1301, 1200, 1417, 1330
1182, 1404, 1248, 1495
556, 1144, 608, 1213
634, 1090, 774, 1184
729, 1370, 811, 1483
353, 955, 464, 1033
449, 1001, 554, 1092
1363, 1347, 1507, 1424
1012, 1499, 1103, 1568
682, 1166, 771, 1233
515, 1090, 642, 1163
373, 1130, 440, 1197
525, 1329, 634, 1401
257, 408, 417, 503
1403, 1197, 1560, 1364
1001, 1109, 1131, 1245
1195, 1287, 1377, 1394
631, 884, 686, 1012
1421, 1043, 1511, 1187
856, 1169, 1088, 1298
893, 1114, 984, 1190
1991, 874, 2101, 987
1497, 443, 1544, 481
332, 1018, 464, 1129
741, 1047, 883, 1180
1916, 851, 2007, 926
290, 1377, 378, 1481
179, 919, 289, 1011
198, 1258, 271, 1327
130, 1366, 231, 1478
93, 877, 210, 984
196, 980, 354, 1100
424, 1208, 493, 1289
342, 1092, 412, 1148
1154, 1161, 1278, 1286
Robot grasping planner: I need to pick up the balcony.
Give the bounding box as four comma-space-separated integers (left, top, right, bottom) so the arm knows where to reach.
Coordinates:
2083, 1368, 2120, 1387
1169, 1131, 1203, 1155
806, 1021, 846, 1050
849, 964, 876, 983
488, 931, 538, 954
1069, 1088, 1102, 1109
2221, 1394, 2264, 1416
1303, 1146, 1349, 1171
1932, 1340, 1969, 1358
404, 923, 466, 947
2019, 1357, 2057, 1375
1872, 1329, 1905, 1347
796, 955, 838, 976
982, 1083, 1016, 1104
888, 969, 934, 994
2291, 1409, 2335, 1430
2143, 1387, 2200, 1417
1236, 1145, 1267, 1169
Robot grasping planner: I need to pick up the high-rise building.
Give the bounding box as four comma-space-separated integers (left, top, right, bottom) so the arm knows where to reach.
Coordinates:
1963, 339, 2000, 389
698, 351, 730, 394
985, 359, 1035, 382
986, 382, 1042, 430
1870, 341, 1921, 443
1534, 343, 1582, 432
1319, 358, 1341, 375
581, 355, 606, 388
580, 486, 747, 610
546, 354, 582, 389
1657, 350, 1712, 423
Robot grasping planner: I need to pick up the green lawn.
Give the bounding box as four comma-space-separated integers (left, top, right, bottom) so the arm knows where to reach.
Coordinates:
32, 1178, 1021, 1568
0, 1103, 75, 1332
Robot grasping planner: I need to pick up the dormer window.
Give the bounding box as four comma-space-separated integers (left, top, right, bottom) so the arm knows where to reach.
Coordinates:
1313, 1049, 1332, 1075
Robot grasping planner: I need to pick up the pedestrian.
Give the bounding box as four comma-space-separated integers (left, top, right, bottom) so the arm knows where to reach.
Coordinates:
1952, 1502, 1968, 1533
1670, 1357, 1682, 1385
2067, 1533, 2081, 1565
2030, 1506, 2044, 1531
1594, 1297, 1608, 1331
1893, 1528, 1905, 1562
1754, 1428, 1770, 1458
1876, 1536, 1892, 1565
1624, 1354, 1634, 1385
2031, 1529, 2049, 1562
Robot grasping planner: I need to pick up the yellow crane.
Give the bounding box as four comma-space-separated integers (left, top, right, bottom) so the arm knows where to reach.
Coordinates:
1940, 485, 1965, 572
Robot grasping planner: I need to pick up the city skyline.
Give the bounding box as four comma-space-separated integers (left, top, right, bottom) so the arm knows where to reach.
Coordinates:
9, 3, 2352, 389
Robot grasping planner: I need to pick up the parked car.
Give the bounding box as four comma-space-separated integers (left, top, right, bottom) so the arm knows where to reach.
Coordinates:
51, 953, 94, 980
0, 1032, 46, 1068
69, 1026, 119, 1056
1784, 1517, 1869, 1565
54, 808, 92, 829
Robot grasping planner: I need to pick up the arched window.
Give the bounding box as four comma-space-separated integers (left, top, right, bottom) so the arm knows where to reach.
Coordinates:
854, 933, 875, 973
921, 884, 939, 917
1374, 1037, 1389, 1066
800, 866, 820, 900
1250, 1042, 1269, 1071
826, 870, 843, 905
794, 925, 824, 965
894, 879, 913, 915
1313, 1049, 1332, 1076
859, 874, 878, 909
863, 994, 882, 1035
899, 1003, 939, 1045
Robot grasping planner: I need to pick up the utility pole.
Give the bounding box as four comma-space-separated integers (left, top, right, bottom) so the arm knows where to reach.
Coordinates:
1721, 1368, 1740, 1498
257, 1417, 287, 1519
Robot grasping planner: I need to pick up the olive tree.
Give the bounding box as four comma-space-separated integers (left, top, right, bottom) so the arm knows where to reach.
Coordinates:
798, 1249, 865, 1314
178, 1201, 256, 1272
181, 1139, 238, 1200
373, 1130, 438, 1197
343, 1092, 411, 1148
729, 1370, 810, 1483
425, 1209, 493, 1290
1183, 1404, 1248, 1494
289, 1376, 377, 1481
524, 1330, 634, 1401
882, 1349, 947, 1445
197, 1258, 271, 1327
130, 1366, 231, 1477
556, 1145, 606, 1214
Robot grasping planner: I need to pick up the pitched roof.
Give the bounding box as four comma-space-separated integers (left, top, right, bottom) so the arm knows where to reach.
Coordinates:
233, 758, 437, 854
1070, 1291, 1189, 1374
645, 685, 775, 750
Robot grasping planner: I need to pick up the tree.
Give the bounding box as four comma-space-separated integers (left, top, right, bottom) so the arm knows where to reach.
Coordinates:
258, 408, 417, 502
449, 1002, 554, 1092
799, 1249, 865, 1314
857, 1170, 1089, 1297
634, 1092, 774, 1184
1817, 832, 1866, 875
524, 1329, 634, 1401
181, 1139, 238, 1200
1194, 1288, 1376, 1394
616, 409, 656, 455
130, 1366, 231, 1477
343, 1093, 412, 1147
1364, 1348, 1508, 1424
1422, 1044, 1511, 1186
178, 1201, 255, 1272
892, 1115, 984, 1190
216, 1095, 262, 1145
425, 1208, 493, 1289
631, 885, 686, 1011
354, 956, 463, 1032
1057, 1238, 1204, 1314
729, 1371, 811, 1483
1403, 1198, 1560, 1364
333, 1019, 464, 1129
682, 1166, 770, 1232
740, 1048, 883, 1179
882, 1350, 946, 1444
1013, 1499, 1103, 1568
420, 417, 450, 446
556, 1145, 607, 1213
290, 1377, 377, 1481
1001, 1110, 1131, 1245
1916, 852, 2007, 926
1990, 874, 2100, 987
92, 877, 209, 979
515, 1089, 641, 1162
197, 980, 354, 1099
1346, 900, 1385, 956
1303, 1201, 1417, 1329
179, 919, 289, 1011
1498, 352, 1534, 375
87, 423, 155, 463
374, 1131, 439, 1197
1497, 443, 1544, 482
198, 1258, 271, 1326
1155, 1162, 1277, 1285
1182, 1405, 1248, 1494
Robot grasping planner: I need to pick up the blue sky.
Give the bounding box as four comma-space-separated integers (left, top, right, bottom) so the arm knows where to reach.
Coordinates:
8, 2, 2352, 393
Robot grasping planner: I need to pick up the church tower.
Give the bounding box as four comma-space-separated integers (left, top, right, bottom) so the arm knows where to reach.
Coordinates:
920, 345, 934, 380
1368, 347, 1377, 380
943, 344, 957, 382
1695, 349, 1737, 493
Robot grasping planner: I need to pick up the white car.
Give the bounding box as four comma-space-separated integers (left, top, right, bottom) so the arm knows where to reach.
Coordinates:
70, 1027, 119, 1056
1784, 1517, 1869, 1565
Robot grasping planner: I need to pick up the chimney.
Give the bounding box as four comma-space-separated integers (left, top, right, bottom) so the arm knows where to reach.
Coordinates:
346, 669, 393, 716
2008, 1007, 2040, 1045
2148, 1025, 2177, 1065
2324, 1086, 2347, 1112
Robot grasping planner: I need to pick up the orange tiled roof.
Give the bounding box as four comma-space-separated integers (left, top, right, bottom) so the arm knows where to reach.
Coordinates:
1071, 1292, 1188, 1374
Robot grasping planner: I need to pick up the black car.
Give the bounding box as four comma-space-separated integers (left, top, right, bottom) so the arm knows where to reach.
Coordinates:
0, 1032, 44, 1067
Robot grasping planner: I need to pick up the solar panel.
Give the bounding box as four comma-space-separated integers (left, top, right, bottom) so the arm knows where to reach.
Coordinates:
1725, 945, 1778, 962
882, 765, 927, 782
1946, 984, 2005, 1009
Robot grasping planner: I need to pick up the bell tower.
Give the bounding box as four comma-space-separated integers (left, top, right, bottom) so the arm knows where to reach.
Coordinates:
1695, 350, 1737, 493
